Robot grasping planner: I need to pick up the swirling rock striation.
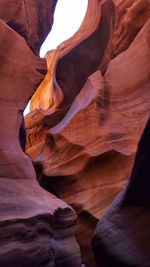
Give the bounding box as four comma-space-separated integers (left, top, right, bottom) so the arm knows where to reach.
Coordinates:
25, 0, 150, 266
92, 117, 150, 267
0, 1, 81, 266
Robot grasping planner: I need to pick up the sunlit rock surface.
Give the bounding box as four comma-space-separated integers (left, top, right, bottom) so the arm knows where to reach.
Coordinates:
26, 0, 150, 266
0, 1, 81, 266
1, 0, 149, 266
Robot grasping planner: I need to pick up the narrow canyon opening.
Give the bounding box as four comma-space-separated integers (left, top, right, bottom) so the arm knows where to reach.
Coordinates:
1, 0, 150, 266
24, 0, 88, 116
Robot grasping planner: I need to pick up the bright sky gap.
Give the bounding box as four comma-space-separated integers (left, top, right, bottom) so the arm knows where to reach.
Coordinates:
24, 0, 88, 115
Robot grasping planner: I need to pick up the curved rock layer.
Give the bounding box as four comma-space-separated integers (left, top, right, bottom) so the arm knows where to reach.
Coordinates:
93, 117, 150, 267
29, 0, 102, 111
26, 1, 150, 266
0, 0, 58, 54
0, 1, 81, 267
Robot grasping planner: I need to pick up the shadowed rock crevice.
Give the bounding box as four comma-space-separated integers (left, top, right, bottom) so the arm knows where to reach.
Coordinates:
56, 0, 115, 106
0, 0, 58, 54
92, 117, 150, 266
123, 117, 150, 207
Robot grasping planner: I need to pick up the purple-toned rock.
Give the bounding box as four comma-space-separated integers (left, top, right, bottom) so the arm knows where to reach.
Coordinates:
0, 0, 58, 54
92, 117, 150, 267
0, 1, 81, 266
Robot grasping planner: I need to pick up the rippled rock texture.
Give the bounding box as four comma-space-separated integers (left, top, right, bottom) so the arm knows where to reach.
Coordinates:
1, 0, 150, 266
93, 117, 150, 267
0, 1, 81, 266
26, 0, 150, 266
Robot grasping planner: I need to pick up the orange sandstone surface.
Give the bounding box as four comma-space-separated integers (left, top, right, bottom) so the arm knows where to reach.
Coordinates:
0, 0, 150, 267
25, 0, 150, 266
0, 1, 81, 267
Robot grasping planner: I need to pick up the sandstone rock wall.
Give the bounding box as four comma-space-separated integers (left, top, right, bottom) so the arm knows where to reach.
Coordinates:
1, 0, 150, 266
0, 1, 81, 266
26, 1, 150, 265
93, 117, 150, 267
0, 0, 58, 54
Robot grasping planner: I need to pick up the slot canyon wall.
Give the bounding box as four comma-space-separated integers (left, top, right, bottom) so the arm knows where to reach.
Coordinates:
0, 0, 150, 267
25, 0, 150, 266
0, 1, 81, 267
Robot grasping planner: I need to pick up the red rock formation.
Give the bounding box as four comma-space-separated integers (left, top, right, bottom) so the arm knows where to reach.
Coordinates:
93, 117, 150, 267
0, 1, 81, 266
0, 0, 58, 54
1, 0, 148, 266
25, 0, 150, 266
